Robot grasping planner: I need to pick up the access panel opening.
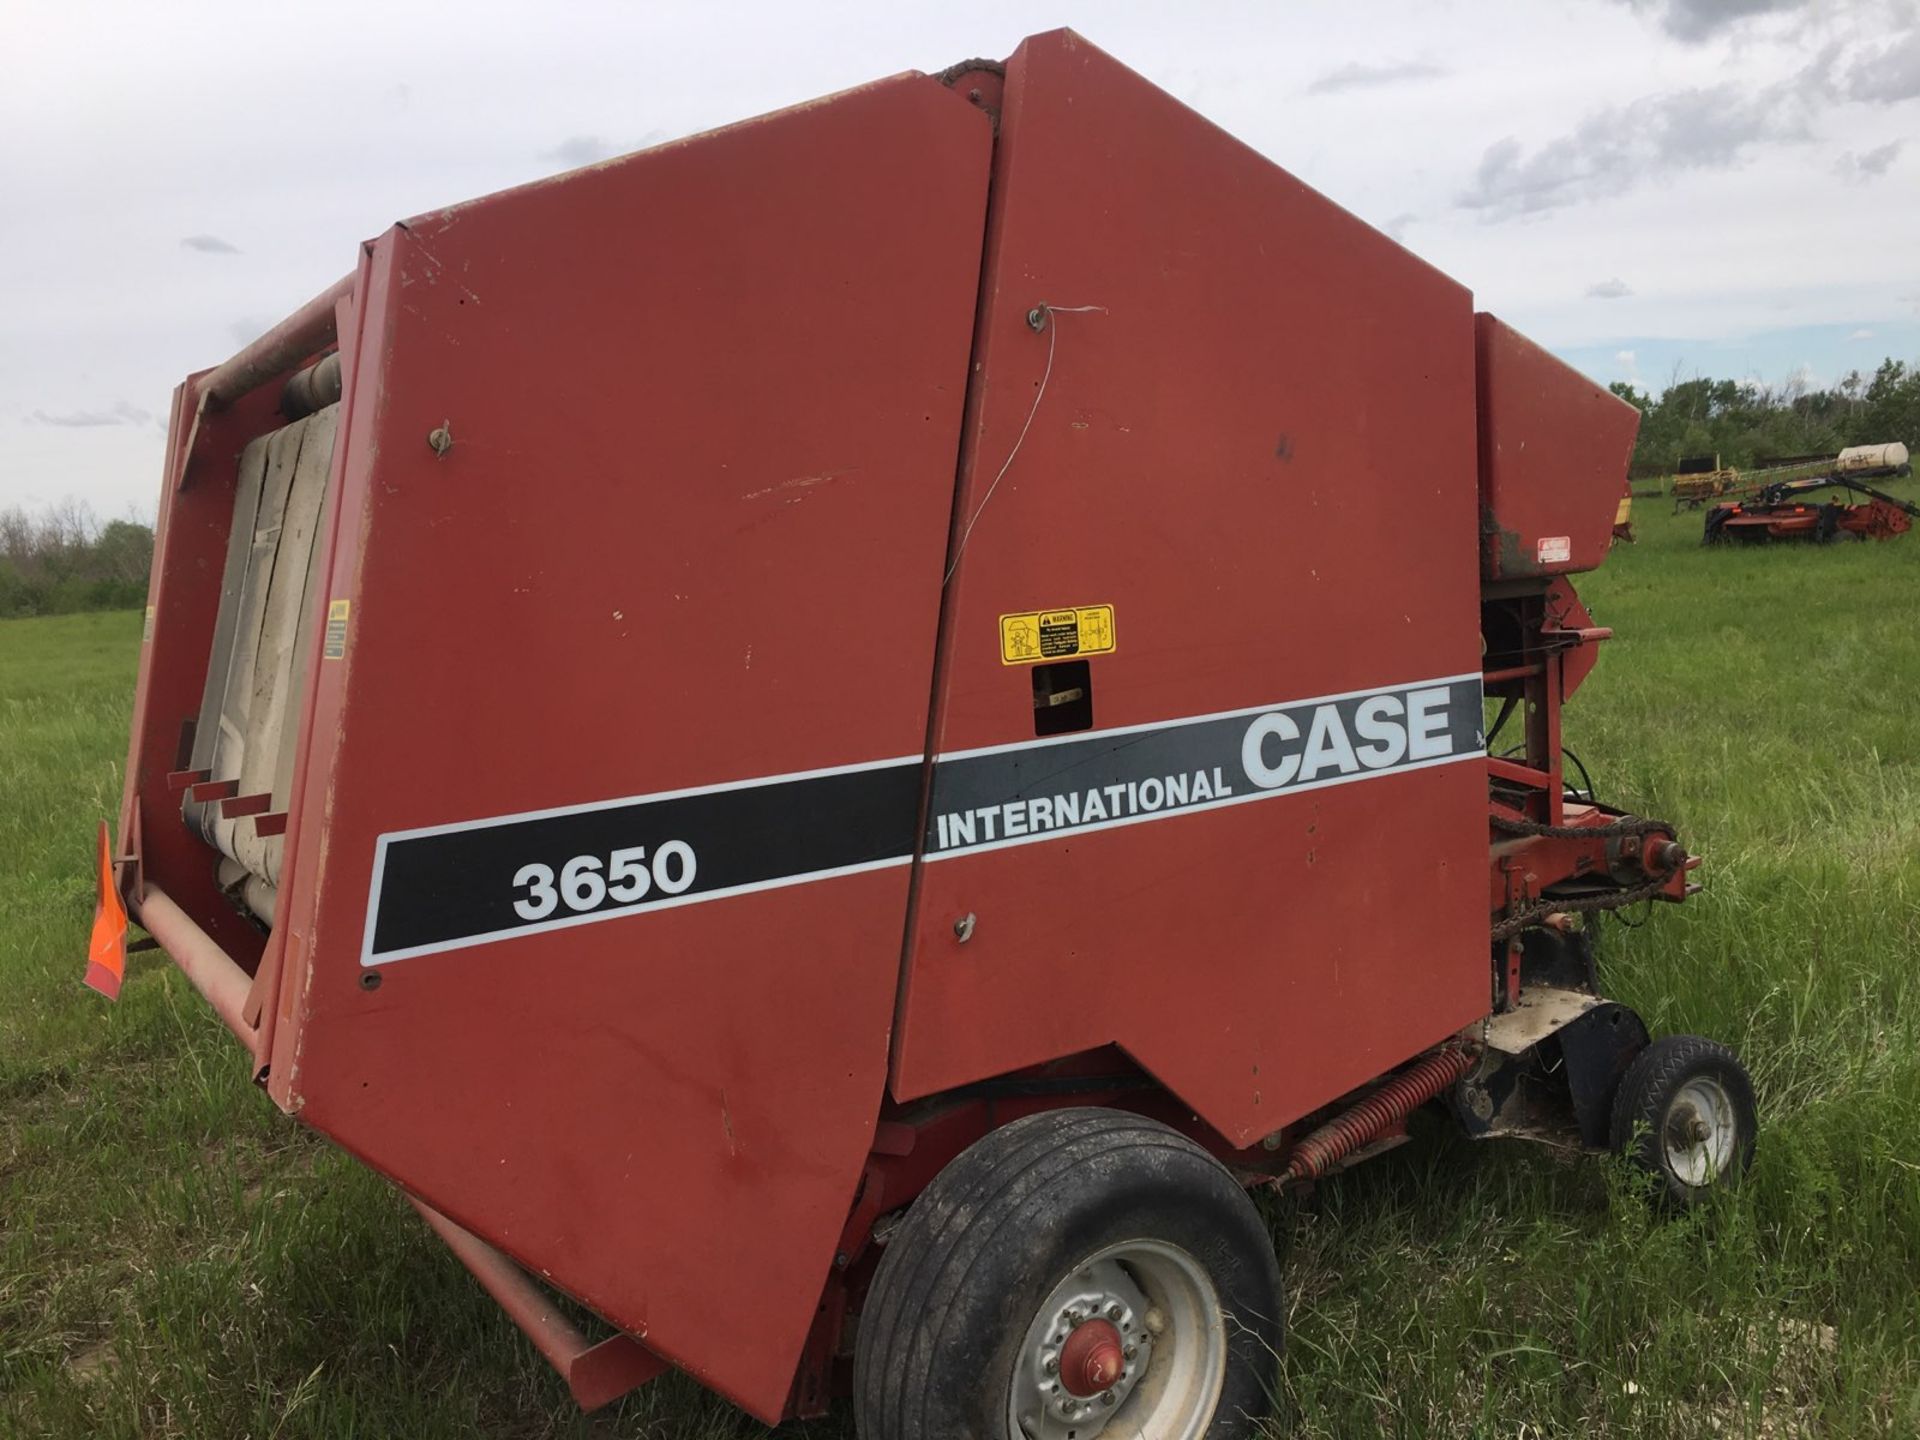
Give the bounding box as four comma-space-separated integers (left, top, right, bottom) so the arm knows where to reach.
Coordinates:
1032, 659, 1092, 736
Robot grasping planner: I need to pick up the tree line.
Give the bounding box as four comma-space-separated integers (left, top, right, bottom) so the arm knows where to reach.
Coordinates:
0, 501, 154, 619
1612, 357, 1920, 478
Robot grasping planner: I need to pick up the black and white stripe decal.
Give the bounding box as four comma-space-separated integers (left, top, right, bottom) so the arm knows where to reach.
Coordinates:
361, 674, 1482, 965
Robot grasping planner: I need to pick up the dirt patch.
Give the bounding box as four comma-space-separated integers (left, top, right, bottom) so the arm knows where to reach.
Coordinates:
67, 1339, 118, 1382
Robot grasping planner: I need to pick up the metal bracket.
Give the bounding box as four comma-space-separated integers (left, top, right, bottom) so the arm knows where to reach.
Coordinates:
407, 1197, 667, 1411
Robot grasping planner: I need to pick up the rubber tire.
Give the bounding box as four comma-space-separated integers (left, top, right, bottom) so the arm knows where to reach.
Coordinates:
1609, 1034, 1757, 1207
853, 1108, 1284, 1440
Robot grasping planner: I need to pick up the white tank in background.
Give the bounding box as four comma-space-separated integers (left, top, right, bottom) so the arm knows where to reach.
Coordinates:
1835, 442, 1911, 477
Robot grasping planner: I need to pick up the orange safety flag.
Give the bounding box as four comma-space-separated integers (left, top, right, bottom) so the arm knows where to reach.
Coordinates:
84, 820, 128, 1000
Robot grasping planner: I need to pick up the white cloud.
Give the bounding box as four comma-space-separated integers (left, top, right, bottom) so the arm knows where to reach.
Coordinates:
1841, 25, 1920, 103
1587, 277, 1634, 299
1847, 328, 1876, 341
1307, 60, 1448, 94
1835, 139, 1903, 182
1613, 0, 1813, 44
29, 400, 156, 428
1458, 79, 1811, 218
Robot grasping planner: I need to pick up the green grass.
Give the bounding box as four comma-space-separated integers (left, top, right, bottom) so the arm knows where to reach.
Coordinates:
4, 500, 1918, 1437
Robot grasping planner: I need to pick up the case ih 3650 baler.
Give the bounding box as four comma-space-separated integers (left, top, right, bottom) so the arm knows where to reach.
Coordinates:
87, 31, 1758, 1439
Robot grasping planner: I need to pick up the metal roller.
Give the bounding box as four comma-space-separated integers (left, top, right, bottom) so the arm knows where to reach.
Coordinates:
281, 351, 343, 418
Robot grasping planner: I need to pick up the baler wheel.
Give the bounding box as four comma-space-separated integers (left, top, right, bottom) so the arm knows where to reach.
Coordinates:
853, 1108, 1283, 1440
1609, 1034, 1757, 1207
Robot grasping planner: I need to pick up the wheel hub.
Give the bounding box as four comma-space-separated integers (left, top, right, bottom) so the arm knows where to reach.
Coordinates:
1006, 1240, 1224, 1440
1057, 1317, 1126, 1396
1663, 1075, 1737, 1187
1014, 1267, 1150, 1436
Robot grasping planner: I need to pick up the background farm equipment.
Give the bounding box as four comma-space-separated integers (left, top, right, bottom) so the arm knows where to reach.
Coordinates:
1704, 471, 1918, 544
85, 30, 1755, 1438
1669, 452, 1739, 509
1672, 469, 1742, 509
1612, 477, 1636, 543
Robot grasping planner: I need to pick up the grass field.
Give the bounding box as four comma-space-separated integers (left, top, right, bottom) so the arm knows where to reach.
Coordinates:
3, 497, 1917, 1438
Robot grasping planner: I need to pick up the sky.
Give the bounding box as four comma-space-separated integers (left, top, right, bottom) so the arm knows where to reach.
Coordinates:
2, 0, 1916, 518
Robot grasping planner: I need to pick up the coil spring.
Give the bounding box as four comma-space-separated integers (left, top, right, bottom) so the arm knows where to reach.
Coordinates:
1280, 1044, 1477, 1184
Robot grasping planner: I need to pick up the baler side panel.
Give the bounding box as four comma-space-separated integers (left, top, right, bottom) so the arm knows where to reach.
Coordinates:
1476, 313, 1642, 579
894, 30, 1490, 1144
276, 77, 993, 1421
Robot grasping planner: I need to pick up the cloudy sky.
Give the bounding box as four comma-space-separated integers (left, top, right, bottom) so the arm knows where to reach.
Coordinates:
3, 0, 1916, 516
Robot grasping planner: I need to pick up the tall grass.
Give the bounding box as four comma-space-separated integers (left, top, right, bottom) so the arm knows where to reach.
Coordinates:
2, 494, 1916, 1437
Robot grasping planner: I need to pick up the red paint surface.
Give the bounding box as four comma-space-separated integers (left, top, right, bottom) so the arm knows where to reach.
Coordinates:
1476, 314, 1642, 580
893, 32, 1490, 1141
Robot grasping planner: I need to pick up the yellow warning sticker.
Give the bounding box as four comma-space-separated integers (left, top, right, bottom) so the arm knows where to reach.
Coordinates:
999, 604, 1116, 665
323, 599, 351, 659
142, 605, 155, 644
